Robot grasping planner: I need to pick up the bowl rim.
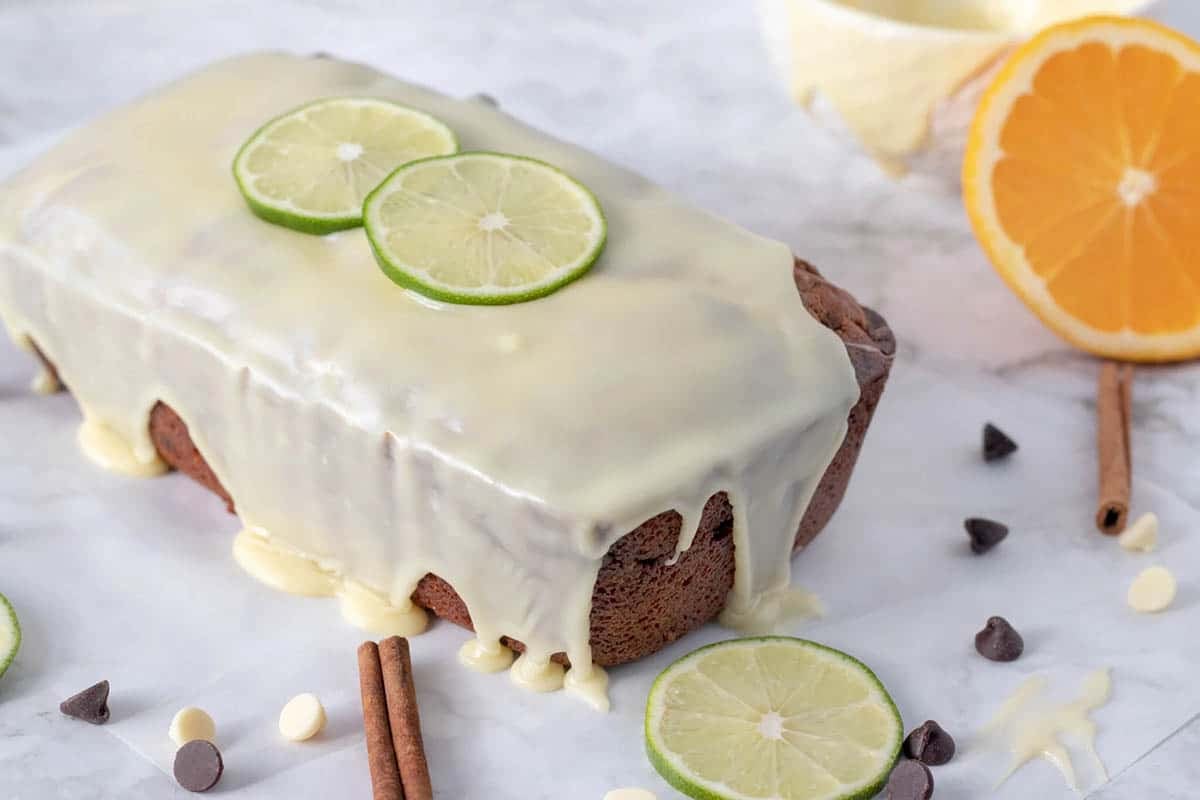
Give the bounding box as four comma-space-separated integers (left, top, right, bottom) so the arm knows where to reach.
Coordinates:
799, 0, 1161, 40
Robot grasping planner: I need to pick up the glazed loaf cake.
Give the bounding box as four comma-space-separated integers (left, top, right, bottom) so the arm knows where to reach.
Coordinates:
0, 53, 891, 689
32, 257, 893, 666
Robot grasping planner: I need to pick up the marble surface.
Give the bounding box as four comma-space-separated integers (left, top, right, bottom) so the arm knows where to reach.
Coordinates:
2, 1, 1199, 798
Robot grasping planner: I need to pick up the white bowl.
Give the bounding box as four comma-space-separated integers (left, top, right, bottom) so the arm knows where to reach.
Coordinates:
760, 0, 1160, 183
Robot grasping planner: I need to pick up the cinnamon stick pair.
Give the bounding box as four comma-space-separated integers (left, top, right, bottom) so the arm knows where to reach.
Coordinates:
1096, 361, 1133, 535
358, 637, 433, 800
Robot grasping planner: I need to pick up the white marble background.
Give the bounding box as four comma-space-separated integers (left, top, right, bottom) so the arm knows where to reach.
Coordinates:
2, 1, 1200, 798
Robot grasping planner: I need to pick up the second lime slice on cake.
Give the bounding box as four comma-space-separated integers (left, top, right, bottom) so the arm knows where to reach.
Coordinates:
234, 97, 458, 234
646, 638, 902, 800
363, 152, 606, 304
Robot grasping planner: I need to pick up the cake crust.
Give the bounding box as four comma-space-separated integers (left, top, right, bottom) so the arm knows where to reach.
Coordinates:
32, 258, 893, 667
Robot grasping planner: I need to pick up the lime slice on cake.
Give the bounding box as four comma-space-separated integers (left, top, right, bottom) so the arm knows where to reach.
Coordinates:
0, 591, 20, 680
645, 638, 902, 800
363, 152, 606, 304
233, 98, 458, 235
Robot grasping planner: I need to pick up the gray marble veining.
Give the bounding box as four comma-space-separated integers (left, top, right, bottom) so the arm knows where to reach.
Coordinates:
2, 1, 1199, 798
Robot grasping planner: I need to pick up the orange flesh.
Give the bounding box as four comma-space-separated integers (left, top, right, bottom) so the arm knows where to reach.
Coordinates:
992, 40, 1200, 335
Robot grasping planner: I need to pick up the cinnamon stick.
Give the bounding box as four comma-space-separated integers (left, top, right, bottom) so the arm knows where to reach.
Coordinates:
379, 637, 433, 800
1096, 361, 1133, 535
358, 641, 405, 800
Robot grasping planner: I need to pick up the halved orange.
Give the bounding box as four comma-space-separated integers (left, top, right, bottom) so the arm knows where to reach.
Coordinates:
964, 16, 1200, 362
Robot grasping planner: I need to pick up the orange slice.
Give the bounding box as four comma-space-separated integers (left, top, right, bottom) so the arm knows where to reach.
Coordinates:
964, 16, 1200, 362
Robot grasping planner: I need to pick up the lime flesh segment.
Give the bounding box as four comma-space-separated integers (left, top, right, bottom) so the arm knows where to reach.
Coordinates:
646, 638, 902, 800
363, 152, 606, 305
233, 98, 458, 235
0, 592, 20, 680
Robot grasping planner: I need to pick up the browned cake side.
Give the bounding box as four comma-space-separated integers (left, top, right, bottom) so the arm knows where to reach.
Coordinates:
32, 258, 894, 667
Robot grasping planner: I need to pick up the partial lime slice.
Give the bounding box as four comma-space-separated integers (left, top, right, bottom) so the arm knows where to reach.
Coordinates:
0, 591, 20, 681
233, 98, 458, 235
363, 152, 606, 304
646, 638, 902, 800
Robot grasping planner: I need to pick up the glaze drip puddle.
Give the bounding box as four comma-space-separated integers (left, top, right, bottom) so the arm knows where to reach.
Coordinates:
78, 414, 169, 478
232, 528, 429, 637
982, 669, 1112, 791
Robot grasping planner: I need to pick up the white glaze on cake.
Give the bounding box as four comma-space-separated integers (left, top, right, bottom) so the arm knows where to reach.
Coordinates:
0, 53, 858, 705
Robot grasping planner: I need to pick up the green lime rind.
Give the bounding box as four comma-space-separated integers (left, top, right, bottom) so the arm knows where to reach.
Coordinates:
0, 591, 20, 681
645, 637, 903, 800
363, 151, 607, 306
234, 184, 364, 236
232, 97, 459, 236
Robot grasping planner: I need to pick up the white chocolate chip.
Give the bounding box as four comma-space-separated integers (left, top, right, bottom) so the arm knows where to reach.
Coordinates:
169, 706, 216, 746
278, 693, 326, 742
1127, 566, 1177, 613
1119, 512, 1158, 553
603, 790, 658, 800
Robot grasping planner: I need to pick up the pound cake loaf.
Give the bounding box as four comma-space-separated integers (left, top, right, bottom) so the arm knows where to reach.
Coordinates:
0, 53, 893, 700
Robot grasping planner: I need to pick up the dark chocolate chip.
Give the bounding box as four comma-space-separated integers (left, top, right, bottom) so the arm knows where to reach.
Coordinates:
975, 616, 1024, 662
965, 518, 1009, 554
983, 423, 1018, 462
173, 739, 224, 793
59, 680, 110, 725
904, 720, 956, 765
887, 759, 934, 800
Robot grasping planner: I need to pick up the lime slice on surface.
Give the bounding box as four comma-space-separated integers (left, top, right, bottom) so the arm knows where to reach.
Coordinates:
646, 637, 902, 800
363, 152, 606, 305
0, 592, 20, 681
233, 97, 458, 235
